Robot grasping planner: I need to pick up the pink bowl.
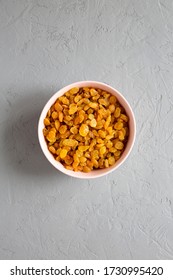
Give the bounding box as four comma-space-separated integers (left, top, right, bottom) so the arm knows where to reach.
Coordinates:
38, 81, 136, 178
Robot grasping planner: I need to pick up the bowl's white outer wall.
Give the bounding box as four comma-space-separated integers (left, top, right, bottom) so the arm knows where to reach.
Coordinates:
38, 81, 136, 179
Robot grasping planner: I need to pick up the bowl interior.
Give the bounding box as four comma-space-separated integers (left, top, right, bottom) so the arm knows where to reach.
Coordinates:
38, 81, 136, 178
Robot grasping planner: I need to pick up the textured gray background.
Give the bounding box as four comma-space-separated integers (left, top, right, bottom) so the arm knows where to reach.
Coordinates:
0, 0, 173, 260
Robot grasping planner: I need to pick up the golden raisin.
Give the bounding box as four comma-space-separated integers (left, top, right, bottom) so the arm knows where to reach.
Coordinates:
100, 146, 106, 155
90, 88, 98, 96
79, 124, 89, 137
90, 119, 97, 127
88, 113, 94, 120
114, 121, 123, 130
83, 166, 91, 173
118, 130, 124, 140
59, 125, 67, 134
105, 159, 109, 168
69, 104, 78, 115
65, 165, 73, 171
61, 96, 69, 105
70, 87, 79, 94
63, 139, 78, 147
89, 102, 98, 109
70, 126, 78, 134
80, 156, 87, 163
115, 141, 124, 150
109, 104, 115, 113
55, 120, 60, 130
60, 149, 68, 159
108, 156, 115, 165
109, 95, 117, 104
114, 107, 121, 118
120, 114, 128, 122
74, 95, 81, 103
59, 111, 63, 122
49, 146, 56, 154
52, 111, 58, 120
99, 98, 109, 106
54, 102, 63, 111
78, 146, 89, 152
44, 118, 50, 126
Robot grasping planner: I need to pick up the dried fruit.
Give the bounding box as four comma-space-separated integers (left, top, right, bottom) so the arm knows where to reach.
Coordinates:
43, 87, 129, 172
60, 149, 68, 159
70, 87, 79, 94
69, 104, 78, 115
63, 139, 78, 147
90, 119, 97, 127
44, 118, 50, 126
115, 141, 124, 150
79, 124, 89, 137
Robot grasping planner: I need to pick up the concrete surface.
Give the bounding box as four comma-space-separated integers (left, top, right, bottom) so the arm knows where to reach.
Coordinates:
0, 0, 173, 260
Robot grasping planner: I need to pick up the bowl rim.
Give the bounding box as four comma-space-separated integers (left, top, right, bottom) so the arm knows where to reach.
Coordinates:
38, 81, 136, 179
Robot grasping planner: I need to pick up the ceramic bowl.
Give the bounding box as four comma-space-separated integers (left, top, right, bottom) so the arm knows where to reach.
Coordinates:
38, 81, 136, 178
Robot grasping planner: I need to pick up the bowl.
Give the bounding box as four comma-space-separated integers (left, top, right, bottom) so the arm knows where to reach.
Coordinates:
38, 81, 136, 179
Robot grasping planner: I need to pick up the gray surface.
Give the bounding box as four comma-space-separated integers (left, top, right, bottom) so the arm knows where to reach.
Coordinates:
0, 0, 173, 260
